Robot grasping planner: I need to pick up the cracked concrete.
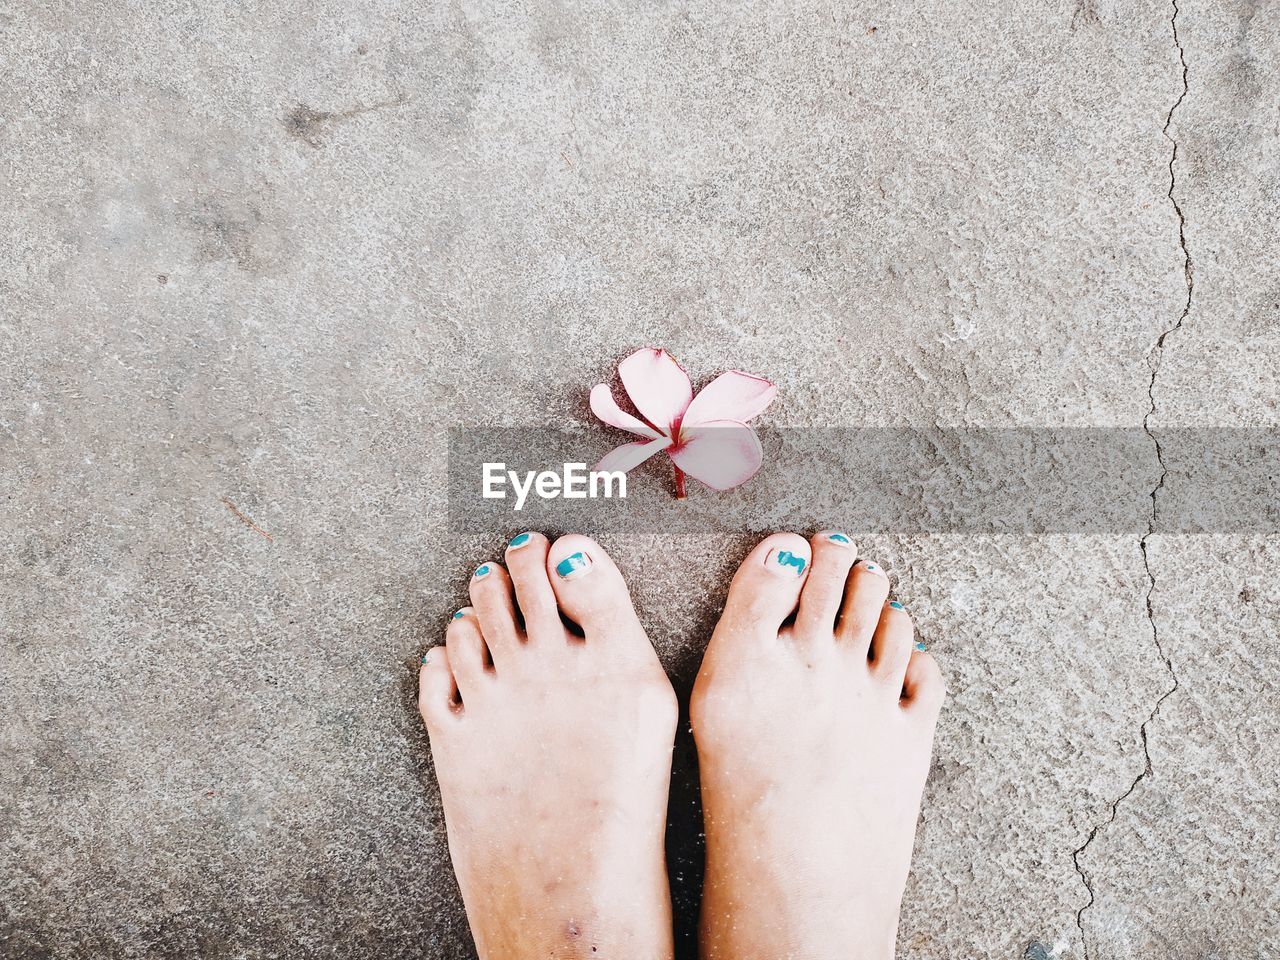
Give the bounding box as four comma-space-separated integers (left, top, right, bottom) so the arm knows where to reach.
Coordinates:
1067, 3, 1197, 952
2, 1, 1277, 958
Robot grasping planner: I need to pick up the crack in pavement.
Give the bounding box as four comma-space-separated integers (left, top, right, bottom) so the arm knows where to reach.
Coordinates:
1070, 2, 1192, 957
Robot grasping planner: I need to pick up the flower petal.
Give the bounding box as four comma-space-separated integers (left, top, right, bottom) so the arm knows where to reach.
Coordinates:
617, 348, 693, 435
668, 420, 764, 491
589, 384, 662, 439
593, 436, 673, 474
682, 370, 777, 428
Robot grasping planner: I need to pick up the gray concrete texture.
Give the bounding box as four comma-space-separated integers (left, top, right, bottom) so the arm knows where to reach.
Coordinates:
1, 0, 1277, 957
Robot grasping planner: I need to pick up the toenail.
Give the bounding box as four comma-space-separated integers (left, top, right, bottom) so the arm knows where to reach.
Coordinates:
888, 600, 905, 610
826, 532, 853, 546
508, 532, 532, 548
421, 651, 432, 664
861, 560, 886, 576
474, 564, 492, 579
766, 548, 807, 577
555, 551, 593, 580
915, 640, 927, 651
451, 610, 465, 620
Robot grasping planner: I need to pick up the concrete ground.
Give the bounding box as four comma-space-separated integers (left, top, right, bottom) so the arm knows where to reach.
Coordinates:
3, 1, 1278, 957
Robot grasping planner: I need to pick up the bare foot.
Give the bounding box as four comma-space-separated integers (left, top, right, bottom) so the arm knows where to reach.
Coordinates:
691, 532, 946, 960
418, 533, 677, 960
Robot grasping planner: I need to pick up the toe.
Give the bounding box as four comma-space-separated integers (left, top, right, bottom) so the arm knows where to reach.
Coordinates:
468, 561, 522, 664
836, 559, 891, 658
418, 645, 460, 728
902, 647, 946, 714
869, 600, 915, 688
718, 533, 812, 638
794, 531, 859, 640
546, 534, 646, 646
503, 531, 563, 643
445, 607, 491, 696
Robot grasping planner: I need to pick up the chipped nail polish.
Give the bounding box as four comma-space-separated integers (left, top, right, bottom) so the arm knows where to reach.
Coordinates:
915, 640, 927, 651
827, 532, 852, 545
474, 564, 491, 579
555, 552, 593, 580
509, 532, 532, 548
451, 610, 465, 620
862, 561, 885, 575
889, 600, 905, 610
421, 652, 432, 665
766, 549, 807, 577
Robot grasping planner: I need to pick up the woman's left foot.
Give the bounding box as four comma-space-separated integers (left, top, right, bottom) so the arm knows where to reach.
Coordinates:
691, 531, 946, 960
418, 533, 678, 960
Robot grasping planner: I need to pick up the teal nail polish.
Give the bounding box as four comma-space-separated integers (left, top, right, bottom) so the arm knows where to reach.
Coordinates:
451, 610, 464, 620
915, 640, 927, 651
421, 652, 431, 664
555, 552, 592, 579
509, 532, 532, 548
768, 549, 807, 576
889, 600, 904, 610
827, 532, 852, 545
474, 564, 491, 579
863, 561, 882, 573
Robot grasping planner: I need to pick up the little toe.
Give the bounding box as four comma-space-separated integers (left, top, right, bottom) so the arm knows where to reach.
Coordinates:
869, 600, 915, 688
718, 533, 812, 640
418, 645, 460, 728
836, 559, 891, 658
445, 607, 492, 697
902, 647, 946, 715
546, 534, 646, 646
468, 561, 522, 664
794, 531, 859, 641
503, 531, 563, 643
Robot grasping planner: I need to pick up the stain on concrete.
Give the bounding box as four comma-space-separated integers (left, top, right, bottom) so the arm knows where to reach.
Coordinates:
284, 97, 409, 148
1071, 0, 1101, 30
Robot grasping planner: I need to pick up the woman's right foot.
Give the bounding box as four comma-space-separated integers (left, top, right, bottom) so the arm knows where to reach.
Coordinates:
691, 531, 946, 960
418, 533, 677, 960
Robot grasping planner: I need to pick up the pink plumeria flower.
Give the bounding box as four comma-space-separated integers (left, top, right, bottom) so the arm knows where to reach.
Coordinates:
590, 348, 777, 498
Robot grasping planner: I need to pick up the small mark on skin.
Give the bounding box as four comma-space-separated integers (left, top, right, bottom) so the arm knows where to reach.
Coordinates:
219, 497, 273, 542
284, 96, 409, 148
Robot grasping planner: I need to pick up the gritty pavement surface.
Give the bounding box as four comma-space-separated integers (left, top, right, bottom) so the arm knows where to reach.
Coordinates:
2, 1, 1278, 958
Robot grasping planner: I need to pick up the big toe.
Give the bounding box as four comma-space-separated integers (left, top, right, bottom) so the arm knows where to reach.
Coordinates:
717, 532, 812, 640
546, 534, 647, 647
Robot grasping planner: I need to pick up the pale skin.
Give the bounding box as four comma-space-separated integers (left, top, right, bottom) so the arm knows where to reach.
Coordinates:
418, 530, 945, 960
